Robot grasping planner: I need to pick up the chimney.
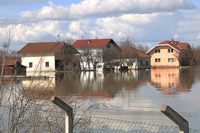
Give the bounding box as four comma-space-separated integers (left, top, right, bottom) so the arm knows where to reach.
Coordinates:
172, 38, 176, 45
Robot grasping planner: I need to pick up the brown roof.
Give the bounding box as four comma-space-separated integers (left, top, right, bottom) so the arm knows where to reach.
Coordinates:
119, 47, 150, 58
18, 42, 70, 53
73, 38, 112, 48
177, 42, 188, 49
2, 60, 17, 66
158, 41, 181, 51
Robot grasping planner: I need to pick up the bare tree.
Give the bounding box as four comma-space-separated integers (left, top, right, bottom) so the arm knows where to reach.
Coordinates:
191, 45, 200, 66
64, 38, 75, 45
135, 44, 149, 53
1, 29, 14, 75
119, 33, 136, 50
177, 46, 194, 66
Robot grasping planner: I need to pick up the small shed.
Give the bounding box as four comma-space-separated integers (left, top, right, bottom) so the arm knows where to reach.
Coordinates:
1, 60, 26, 75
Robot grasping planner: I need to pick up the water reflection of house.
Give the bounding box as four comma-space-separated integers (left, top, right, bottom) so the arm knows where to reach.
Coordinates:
151, 68, 194, 95
22, 72, 56, 100
55, 71, 151, 99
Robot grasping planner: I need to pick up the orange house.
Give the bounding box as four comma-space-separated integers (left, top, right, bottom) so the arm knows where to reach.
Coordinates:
146, 40, 194, 68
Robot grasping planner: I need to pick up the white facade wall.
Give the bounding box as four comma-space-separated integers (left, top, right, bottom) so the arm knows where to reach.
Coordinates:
78, 48, 103, 70
115, 57, 151, 69
21, 53, 55, 73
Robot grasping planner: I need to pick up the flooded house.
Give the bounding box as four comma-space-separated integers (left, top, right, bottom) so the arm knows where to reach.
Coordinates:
73, 38, 122, 71
146, 40, 195, 68
1, 60, 26, 75
115, 47, 151, 70
18, 41, 79, 76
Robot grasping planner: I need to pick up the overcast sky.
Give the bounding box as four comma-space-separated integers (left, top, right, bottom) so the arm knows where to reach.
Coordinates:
0, 0, 200, 50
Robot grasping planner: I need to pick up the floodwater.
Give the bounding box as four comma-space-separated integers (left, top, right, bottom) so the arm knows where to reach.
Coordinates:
22, 68, 200, 130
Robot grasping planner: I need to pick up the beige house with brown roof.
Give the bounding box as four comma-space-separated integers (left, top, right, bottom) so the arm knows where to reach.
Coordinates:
146, 40, 194, 68
18, 41, 79, 75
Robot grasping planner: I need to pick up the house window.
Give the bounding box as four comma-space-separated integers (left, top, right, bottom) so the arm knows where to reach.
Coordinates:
168, 74, 174, 77
168, 49, 173, 53
45, 62, 49, 67
155, 58, 161, 62
155, 74, 161, 78
169, 83, 174, 88
146, 61, 148, 66
140, 61, 143, 66
29, 62, 33, 68
168, 58, 174, 62
58, 50, 62, 55
155, 49, 160, 53
156, 82, 161, 88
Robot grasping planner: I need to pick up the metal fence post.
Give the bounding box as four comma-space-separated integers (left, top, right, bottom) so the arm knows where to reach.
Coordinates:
51, 96, 73, 133
161, 105, 189, 133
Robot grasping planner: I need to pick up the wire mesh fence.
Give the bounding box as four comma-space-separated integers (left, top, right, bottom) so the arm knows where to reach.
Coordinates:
1, 105, 200, 133
73, 114, 200, 133
74, 114, 180, 133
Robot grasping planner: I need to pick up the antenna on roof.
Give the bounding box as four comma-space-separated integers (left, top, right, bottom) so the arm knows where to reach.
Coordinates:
57, 35, 60, 41
172, 38, 175, 45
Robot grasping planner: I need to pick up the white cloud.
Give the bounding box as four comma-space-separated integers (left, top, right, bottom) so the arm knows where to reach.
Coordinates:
0, 17, 37, 26
20, 0, 195, 20
0, 19, 92, 50
197, 33, 200, 40
173, 34, 179, 39
173, 12, 200, 42
185, 11, 200, 20
0, 21, 68, 44
92, 12, 182, 42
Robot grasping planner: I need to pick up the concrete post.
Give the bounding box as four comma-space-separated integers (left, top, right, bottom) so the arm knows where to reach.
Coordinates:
51, 96, 73, 133
161, 105, 189, 133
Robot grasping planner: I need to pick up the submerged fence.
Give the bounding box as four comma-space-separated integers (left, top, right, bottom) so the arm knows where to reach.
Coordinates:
51, 96, 200, 133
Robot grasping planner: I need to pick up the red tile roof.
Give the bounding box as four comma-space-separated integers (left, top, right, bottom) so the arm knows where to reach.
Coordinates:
73, 39, 112, 48
147, 40, 194, 54
177, 42, 188, 49
2, 60, 17, 66
18, 42, 70, 53
191, 49, 196, 53
158, 41, 181, 51
119, 47, 150, 58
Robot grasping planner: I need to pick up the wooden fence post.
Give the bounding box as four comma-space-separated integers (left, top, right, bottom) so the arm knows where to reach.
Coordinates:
161, 105, 189, 133
51, 96, 73, 133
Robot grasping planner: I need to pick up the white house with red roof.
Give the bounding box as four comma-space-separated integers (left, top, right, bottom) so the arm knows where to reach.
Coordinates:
115, 47, 151, 69
18, 41, 79, 75
146, 40, 195, 68
73, 38, 121, 70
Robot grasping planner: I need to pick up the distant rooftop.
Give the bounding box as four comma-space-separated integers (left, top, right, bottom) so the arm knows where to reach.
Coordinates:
73, 38, 112, 48
18, 41, 70, 53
